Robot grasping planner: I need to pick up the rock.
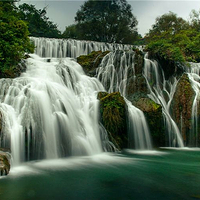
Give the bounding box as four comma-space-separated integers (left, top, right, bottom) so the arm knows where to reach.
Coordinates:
77, 51, 110, 76
98, 92, 128, 150
134, 48, 144, 75
0, 59, 27, 79
170, 73, 196, 146
133, 97, 165, 147
97, 92, 109, 100
126, 74, 150, 102
148, 52, 185, 80
0, 150, 11, 176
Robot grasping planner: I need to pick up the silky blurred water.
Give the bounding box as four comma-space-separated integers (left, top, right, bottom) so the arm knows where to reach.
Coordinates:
1, 149, 200, 200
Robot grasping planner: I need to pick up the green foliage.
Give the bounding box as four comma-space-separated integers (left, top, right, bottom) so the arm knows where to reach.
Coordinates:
18, 3, 61, 38
62, 24, 79, 39
0, 2, 34, 75
146, 12, 200, 63
189, 9, 200, 32
73, 0, 138, 44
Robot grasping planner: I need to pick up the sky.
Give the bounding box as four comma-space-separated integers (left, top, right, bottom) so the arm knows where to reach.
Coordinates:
17, 0, 200, 36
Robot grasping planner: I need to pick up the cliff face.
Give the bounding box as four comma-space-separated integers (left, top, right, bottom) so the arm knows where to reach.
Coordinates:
171, 73, 196, 146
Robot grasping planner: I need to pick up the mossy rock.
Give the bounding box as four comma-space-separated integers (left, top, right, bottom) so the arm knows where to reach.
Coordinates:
97, 92, 109, 100
77, 51, 110, 77
0, 59, 27, 79
0, 151, 10, 176
171, 73, 196, 146
126, 74, 150, 103
133, 97, 165, 147
98, 92, 128, 150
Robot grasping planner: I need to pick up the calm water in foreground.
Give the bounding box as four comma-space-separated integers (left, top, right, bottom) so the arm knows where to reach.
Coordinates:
0, 148, 200, 200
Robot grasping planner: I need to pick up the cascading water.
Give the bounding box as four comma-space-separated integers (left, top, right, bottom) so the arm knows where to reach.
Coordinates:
186, 63, 200, 146
0, 54, 115, 165
96, 50, 152, 150
0, 37, 158, 167
32, 37, 133, 58
143, 55, 184, 147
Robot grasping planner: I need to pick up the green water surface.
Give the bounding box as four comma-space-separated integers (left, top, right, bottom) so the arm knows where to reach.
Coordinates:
0, 149, 200, 200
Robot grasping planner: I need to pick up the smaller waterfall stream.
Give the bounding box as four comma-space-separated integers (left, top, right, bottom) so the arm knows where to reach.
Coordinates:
144, 56, 184, 147
186, 63, 200, 146
32, 37, 133, 58
96, 50, 152, 150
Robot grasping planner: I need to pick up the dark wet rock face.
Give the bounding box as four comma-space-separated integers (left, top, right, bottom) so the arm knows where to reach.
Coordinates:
171, 73, 196, 146
133, 97, 165, 147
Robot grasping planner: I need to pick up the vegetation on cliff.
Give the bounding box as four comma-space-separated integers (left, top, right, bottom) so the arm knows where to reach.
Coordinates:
146, 12, 200, 65
0, 1, 34, 76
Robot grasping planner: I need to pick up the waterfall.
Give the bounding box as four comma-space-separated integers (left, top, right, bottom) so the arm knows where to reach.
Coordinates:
143, 56, 184, 147
96, 50, 152, 150
186, 63, 200, 146
0, 54, 116, 165
31, 37, 133, 58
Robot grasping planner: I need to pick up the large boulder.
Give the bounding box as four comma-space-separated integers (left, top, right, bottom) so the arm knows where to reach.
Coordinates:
0, 150, 10, 176
133, 97, 165, 147
98, 92, 128, 150
77, 51, 110, 77
171, 73, 196, 146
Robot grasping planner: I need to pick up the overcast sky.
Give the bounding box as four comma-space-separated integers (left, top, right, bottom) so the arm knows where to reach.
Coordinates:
18, 0, 200, 36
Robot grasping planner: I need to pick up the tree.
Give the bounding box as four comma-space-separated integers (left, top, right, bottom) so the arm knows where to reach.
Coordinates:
189, 9, 200, 32
0, 1, 34, 75
18, 3, 61, 38
146, 12, 200, 63
62, 24, 79, 39
73, 0, 138, 44
147, 12, 189, 40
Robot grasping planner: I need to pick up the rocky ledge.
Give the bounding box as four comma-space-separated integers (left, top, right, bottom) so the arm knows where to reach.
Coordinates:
0, 149, 11, 176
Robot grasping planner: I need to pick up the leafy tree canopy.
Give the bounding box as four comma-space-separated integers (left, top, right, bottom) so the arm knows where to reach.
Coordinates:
62, 24, 80, 39
65, 0, 138, 44
146, 12, 200, 63
18, 3, 61, 38
0, 1, 34, 75
189, 9, 200, 32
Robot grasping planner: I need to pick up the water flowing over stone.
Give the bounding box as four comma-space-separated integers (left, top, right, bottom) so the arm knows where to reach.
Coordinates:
31, 37, 133, 58
0, 54, 114, 165
186, 63, 200, 146
144, 56, 184, 147
97, 51, 152, 150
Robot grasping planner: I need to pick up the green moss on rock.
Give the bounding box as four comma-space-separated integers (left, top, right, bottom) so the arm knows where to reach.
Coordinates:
171, 73, 196, 146
97, 92, 109, 100
98, 92, 128, 150
77, 51, 110, 76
